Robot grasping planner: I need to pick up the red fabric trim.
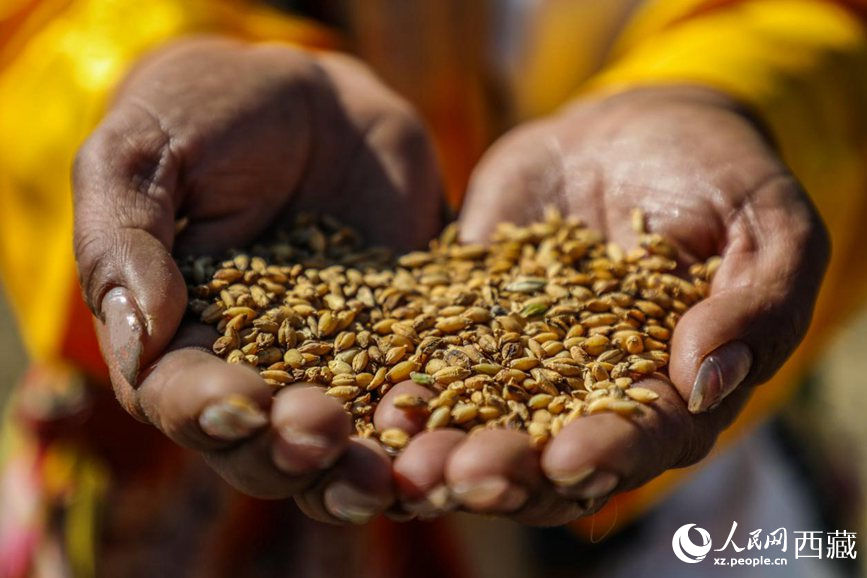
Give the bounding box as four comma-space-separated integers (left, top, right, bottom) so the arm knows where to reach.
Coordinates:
371, 516, 474, 578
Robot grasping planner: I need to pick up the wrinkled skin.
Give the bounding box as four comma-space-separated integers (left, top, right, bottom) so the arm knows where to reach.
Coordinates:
74, 37, 829, 531
379, 86, 830, 525
73, 38, 442, 524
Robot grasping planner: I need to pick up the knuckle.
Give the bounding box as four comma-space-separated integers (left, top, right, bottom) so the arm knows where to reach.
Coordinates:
73, 228, 113, 314
659, 398, 718, 470
73, 228, 131, 316
671, 424, 718, 469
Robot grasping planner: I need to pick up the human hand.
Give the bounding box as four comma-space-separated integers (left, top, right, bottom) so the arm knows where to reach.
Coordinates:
380, 86, 829, 524
72, 38, 442, 521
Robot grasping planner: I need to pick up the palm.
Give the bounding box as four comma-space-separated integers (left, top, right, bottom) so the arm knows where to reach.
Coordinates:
74, 39, 443, 521
462, 88, 780, 261
110, 42, 441, 257
380, 86, 828, 525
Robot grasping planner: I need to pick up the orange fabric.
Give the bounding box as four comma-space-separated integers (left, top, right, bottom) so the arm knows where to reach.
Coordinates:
2, 0, 867, 574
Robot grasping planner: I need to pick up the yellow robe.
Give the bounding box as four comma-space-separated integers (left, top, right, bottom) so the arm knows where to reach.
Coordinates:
1, 0, 866, 574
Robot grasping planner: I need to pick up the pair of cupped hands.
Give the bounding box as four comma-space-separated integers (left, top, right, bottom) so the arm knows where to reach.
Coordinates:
73, 38, 829, 526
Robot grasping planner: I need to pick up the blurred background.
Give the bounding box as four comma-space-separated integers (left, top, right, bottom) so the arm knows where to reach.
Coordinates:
2, 2, 866, 577
0, 296, 26, 409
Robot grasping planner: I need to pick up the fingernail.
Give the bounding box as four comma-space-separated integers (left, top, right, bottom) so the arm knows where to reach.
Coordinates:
324, 481, 383, 524
101, 287, 144, 386
689, 341, 753, 414
451, 477, 528, 511
272, 427, 340, 475
199, 394, 268, 441
556, 469, 619, 500
548, 466, 597, 488
404, 485, 456, 518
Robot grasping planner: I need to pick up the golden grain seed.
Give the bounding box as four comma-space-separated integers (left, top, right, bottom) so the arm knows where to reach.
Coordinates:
436, 316, 472, 333
504, 278, 547, 293
393, 394, 429, 409
370, 367, 388, 389
548, 396, 568, 414
528, 394, 553, 410
398, 251, 432, 268
527, 421, 549, 438
260, 369, 293, 384
462, 307, 492, 323
355, 372, 374, 388
583, 334, 611, 356
634, 300, 664, 318
614, 377, 634, 389
532, 409, 552, 424
326, 385, 360, 400
351, 350, 369, 373
380, 428, 410, 449
372, 319, 396, 335
188, 211, 710, 446
334, 331, 356, 352
225, 306, 257, 321
510, 357, 540, 371
452, 403, 479, 424
478, 406, 502, 420
625, 387, 660, 403
327, 359, 353, 375
385, 345, 408, 366
427, 406, 452, 429
629, 359, 657, 375
298, 341, 332, 356
434, 366, 471, 384
387, 360, 418, 383
331, 373, 357, 387
541, 341, 565, 356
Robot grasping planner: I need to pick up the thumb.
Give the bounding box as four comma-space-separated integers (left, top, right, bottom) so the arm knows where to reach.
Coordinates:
668, 175, 830, 413
73, 105, 187, 411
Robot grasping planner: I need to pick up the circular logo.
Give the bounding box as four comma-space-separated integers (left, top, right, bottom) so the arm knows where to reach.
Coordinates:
672, 524, 712, 563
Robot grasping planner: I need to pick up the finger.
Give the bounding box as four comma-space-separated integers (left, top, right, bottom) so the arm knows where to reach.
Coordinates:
201, 383, 352, 499
669, 176, 830, 412
295, 438, 394, 525
136, 340, 352, 459
269, 385, 353, 476
132, 330, 353, 498
135, 345, 272, 450
542, 377, 747, 501
373, 381, 436, 435
444, 429, 592, 525
393, 429, 465, 517
74, 104, 186, 396
457, 121, 557, 244
444, 429, 537, 514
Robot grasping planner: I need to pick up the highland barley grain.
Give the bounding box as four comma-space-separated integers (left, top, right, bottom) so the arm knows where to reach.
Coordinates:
183, 210, 716, 450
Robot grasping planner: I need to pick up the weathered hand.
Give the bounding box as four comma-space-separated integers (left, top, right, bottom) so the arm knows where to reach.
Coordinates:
73, 38, 442, 522
381, 86, 829, 524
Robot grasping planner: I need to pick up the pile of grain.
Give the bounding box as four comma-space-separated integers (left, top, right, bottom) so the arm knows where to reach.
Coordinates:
180, 210, 717, 449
